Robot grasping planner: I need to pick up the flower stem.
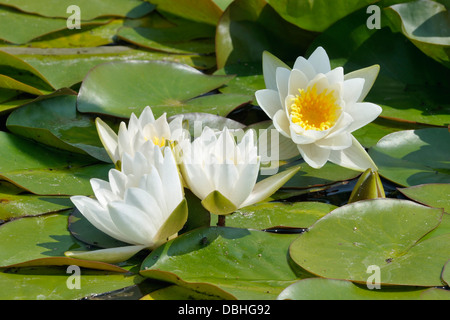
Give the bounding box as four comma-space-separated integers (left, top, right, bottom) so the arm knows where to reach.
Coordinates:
217, 215, 226, 227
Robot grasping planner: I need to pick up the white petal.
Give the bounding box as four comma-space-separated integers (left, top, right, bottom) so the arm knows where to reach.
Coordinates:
273, 109, 291, 138
241, 165, 300, 208
288, 69, 309, 96
117, 122, 134, 157
168, 115, 185, 141
325, 67, 344, 85
65, 245, 147, 264
308, 73, 331, 94
108, 169, 129, 196
315, 132, 352, 150
139, 106, 156, 125
90, 177, 111, 194
262, 51, 290, 90
95, 118, 118, 163
255, 89, 282, 119
212, 163, 240, 204
237, 129, 257, 159
154, 113, 171, 139
229, 161, 260, 208
293, 56, 316, 80
307, 46, 331, 74
297, 143, 331, 169
326, 112, 353, 139
122, 151, 149, 177
344, 64, 380, 102
302, 128, 331, 141
181, 162, 213, 200
290, 125, 316, 144
124, 187, 164, 223
328, 135, 378, 171
70, 196, 129, 244
108, 202, 156, 246
139, 168, 167, 215
92, 185, 118, 208
159, 147, 184, 213
343, 78, 365, 106
127, 113, 141, 136
345, 102, 382, 133
276, 67, 291, 104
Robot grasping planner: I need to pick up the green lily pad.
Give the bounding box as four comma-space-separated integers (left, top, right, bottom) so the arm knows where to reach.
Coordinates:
0, 211, 128, 272
0, 267, 144, 300
0, 0, 154, 20
210, 201, 337, 230
117, 26, 215, 54
148, 0, 223, 26
289, 198, 446, 286
267, 0, 377, 32
0, 97, 34, 115
147, 93, 252, 119
142, 284, 224, 300
77, 60, 234, 119
0, 131, 112, 195
3, 46, 216, 90
277, 278, 450, 300
26, 19, 126, 48
141, 226, 304, 300
0, 87, 19, 104
0, 190, 72, 221
399, 183, 450, 213
0, 75, 43, 96
442, 260, 450, 286
281, 161, 361, 189
385, 0, 450, 68
0, 50, 54, 94
7, 94, 110, 162
368, 128, 450, 187
0, 6, 110, 44
215, 0, 316, 69
213, 62, 265, 104
353, 117, 436, 149
117, 17, 216, 55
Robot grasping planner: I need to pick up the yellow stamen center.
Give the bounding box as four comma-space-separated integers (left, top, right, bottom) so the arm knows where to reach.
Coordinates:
152, 136, 166, 147
290, 84, 340, 131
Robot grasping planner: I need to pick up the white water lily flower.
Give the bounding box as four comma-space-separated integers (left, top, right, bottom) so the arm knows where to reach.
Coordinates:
67, 143, 187, 263
255, 47, 381, 170
96, 106, 187, 166
178, 126, 300, 216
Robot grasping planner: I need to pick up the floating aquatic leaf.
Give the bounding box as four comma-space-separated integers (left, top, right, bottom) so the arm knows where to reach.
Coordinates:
368, 128, 450, 187
290, 198, 446, 286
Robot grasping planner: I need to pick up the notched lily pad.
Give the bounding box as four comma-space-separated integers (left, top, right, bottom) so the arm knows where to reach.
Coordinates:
289, 198, 446, 286
398, 183, 450, 213
0, 131, 112, 195
369, 128, 450, 187
7, 94, 111, 162
0, 211, 127, 272
277, 278, 450, 300
77, 60, 235, 119
140, 226, 303, 300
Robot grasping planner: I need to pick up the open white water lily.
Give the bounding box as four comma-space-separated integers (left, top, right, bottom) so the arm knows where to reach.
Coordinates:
96, 106, 186, 167
178, 126, 300, 218
255, 47, 381, 170
67, 143, 187, 263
